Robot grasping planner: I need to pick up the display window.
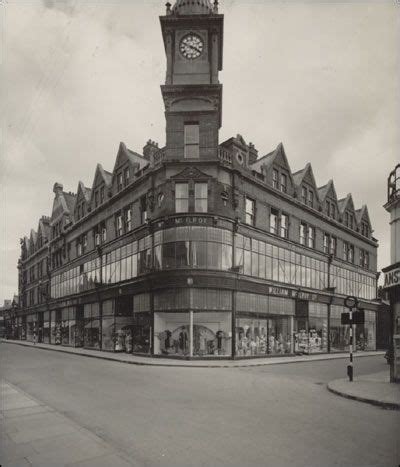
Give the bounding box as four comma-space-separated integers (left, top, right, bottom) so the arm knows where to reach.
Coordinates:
294, 303, 328, 354
43, 311, 50, 343
154, 312, 189, 356
356, 310, 376, 351
83, 303, 101, 349
330, 306, 350, 352
193, 312, 232, 357
236, 314, 291, 356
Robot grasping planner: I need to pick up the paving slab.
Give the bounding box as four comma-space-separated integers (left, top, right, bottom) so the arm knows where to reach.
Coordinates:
0, 380, 138, 466
327, 371, 400, 410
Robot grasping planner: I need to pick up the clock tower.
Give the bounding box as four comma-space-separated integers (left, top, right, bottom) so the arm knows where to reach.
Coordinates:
160, 0, 223, 160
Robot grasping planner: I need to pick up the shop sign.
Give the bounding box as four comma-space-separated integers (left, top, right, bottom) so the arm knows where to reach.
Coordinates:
383, 267, 400, 289
155, 216, 214, 230
266, 286, 317, 301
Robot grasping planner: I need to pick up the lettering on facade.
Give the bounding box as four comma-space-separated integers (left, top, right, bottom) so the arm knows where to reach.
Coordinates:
383, 267, 400, 289
156, 216, 213, 230
267, 285, 318, 301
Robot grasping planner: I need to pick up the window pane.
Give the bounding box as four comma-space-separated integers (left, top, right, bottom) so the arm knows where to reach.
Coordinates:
176, 183, 188, 198
185, 124, 199, 144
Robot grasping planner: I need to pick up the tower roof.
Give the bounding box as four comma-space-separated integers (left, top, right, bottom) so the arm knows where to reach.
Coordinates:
172, 0, 214, 15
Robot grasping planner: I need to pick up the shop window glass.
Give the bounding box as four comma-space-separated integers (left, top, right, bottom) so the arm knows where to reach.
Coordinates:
236, 314, 291, 356
176, 241, 190, 267
192, 242, 208, 268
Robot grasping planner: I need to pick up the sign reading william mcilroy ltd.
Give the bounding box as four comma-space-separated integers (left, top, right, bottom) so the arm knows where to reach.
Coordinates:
383, 267, 400, 289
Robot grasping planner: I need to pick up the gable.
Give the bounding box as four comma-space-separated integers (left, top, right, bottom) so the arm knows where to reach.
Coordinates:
324, 180, 338, 202
91, 164, 111, 193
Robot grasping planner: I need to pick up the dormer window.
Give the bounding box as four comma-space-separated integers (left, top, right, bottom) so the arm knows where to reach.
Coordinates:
301, 186, 307, 204
100, 186, 105, 204
124, 167, 130, 186
308, 190, 314, 208
280, 173, 287, 193
95, 191, 99, 208
272, 169, 279, 189
118, 173, 123, 192
184, 123, 199, 158
361, 222, 369, 238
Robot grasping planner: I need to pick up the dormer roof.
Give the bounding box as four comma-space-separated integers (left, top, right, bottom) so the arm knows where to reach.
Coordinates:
338, 193, 355, 215
317, 179, 338, 203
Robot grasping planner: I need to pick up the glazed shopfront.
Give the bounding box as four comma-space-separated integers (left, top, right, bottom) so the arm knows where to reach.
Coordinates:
18, 285, 378, 359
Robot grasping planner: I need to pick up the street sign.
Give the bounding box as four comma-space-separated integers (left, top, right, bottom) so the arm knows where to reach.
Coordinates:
341, 310, 365, 325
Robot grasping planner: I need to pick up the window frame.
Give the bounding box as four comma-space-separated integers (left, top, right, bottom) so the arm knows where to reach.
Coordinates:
184, 123, 200, 159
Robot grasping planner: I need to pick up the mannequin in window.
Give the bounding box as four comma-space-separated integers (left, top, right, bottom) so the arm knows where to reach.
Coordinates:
179, 328, 188, 354
165, 329, 172, 352
216, 330, 224, 355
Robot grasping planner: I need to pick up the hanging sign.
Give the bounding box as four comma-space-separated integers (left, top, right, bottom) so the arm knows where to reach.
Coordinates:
383, 267, 400, 289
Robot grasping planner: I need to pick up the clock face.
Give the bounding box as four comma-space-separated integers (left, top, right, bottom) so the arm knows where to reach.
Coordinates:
180, 34, 204, 60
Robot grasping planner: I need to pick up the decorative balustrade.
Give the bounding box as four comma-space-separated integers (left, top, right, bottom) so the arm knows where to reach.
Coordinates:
218, 147, 232, 165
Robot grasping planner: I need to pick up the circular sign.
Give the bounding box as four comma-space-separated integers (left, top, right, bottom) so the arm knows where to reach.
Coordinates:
344, 296, 358, 310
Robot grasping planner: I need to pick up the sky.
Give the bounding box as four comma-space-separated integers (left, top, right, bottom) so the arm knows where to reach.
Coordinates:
1, 0, 399, 304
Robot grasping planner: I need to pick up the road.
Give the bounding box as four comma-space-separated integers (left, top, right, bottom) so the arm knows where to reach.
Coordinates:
1, 345, 399, 467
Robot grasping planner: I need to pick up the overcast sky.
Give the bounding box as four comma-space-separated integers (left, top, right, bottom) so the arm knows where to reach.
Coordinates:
1, 0, 399, 304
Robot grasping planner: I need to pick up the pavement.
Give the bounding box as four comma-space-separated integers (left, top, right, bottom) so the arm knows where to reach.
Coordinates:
327, 370, 400, 410
1, 338, 385, 367
0, 380, 136, 467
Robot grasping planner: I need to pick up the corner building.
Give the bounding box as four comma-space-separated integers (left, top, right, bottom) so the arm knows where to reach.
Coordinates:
16, 0, 380, 359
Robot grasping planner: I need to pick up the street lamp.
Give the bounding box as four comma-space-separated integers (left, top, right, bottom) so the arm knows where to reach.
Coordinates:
187, 277, 194, 358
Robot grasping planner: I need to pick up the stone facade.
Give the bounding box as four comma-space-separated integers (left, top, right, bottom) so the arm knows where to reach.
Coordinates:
14, 1, 381, 358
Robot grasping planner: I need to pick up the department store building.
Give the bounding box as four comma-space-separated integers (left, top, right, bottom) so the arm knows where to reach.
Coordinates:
14, 0, 381, 359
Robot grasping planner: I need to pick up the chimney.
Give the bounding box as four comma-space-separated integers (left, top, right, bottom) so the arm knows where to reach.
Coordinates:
143, 140, 159, 161
248, 143, 258, 165
53, 182, 64, 195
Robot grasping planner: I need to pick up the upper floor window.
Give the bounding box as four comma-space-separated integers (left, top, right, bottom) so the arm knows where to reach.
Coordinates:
308, 190, 314, 208
343, 241, 354, 263
124, 167, 130, 186
94, 229, 101, 246
361, 222, 369, 238
280, 213, 289, 238
194, 183, 208, 213
272, 169, 279, 189
323, 233, 337, 256
140, 196, 148, 223
280, 173, 287, 193
101, 224, 107, 243
100, 186, 105, 204
300, 222, 307, 245
116, 214, 123, 237
245, 197, 255, 225
270, 208, 279, 235
117, 173, 123, 192
300, 222, 315, 248
175, 183, 189, 213
301, 186, 307, 204
125, 207, 132, 232
359, 249, 370, 269
326, 200, 336, 219
95, 191, 99, 208
184, 123, 199, 159
307, 226, 315, 248
349, 214, 354, 230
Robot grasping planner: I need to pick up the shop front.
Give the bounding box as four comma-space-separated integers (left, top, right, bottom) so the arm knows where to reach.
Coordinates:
153, 288, 232, 358
236, 292, 294, 357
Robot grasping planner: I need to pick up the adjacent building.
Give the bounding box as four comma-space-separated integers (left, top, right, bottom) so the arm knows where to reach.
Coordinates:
13, 0, 380, 359
382, 164, 400, 382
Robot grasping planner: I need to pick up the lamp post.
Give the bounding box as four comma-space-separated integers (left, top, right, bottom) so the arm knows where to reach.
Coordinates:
187, 277, 194, 358
344, 295, 358, 382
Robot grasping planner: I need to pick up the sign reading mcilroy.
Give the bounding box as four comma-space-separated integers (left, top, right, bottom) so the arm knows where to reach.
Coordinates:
383, 267, 400, 289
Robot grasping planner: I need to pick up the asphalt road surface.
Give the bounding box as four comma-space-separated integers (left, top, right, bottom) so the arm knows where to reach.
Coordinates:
1, 345, 399, 467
